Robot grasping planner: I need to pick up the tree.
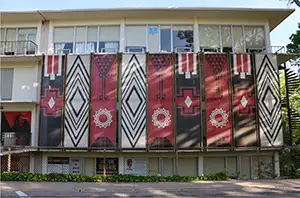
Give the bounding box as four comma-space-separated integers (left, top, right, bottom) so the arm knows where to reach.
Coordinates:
284, 0, 300, 7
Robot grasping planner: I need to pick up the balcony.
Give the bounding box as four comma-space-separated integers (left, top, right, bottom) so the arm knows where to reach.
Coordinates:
270, 45, 299, 64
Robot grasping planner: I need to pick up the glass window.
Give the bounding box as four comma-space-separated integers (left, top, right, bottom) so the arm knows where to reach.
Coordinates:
96, 158, 118, 175
199, 25, 220, 52
160, 25, 171, 52
99, 26, 120, 52
173, 25, 193, 52
125, 25, 146, 52
232, 26, 244, 53
87, 26, 97, 52
6, 28, 16, 41
148, 25, 159, 52
1, 68, 14, 100
244, 26, 265, 52
221, 26, 233, 52
54, 27, 74, 54
75, 27, 86, 53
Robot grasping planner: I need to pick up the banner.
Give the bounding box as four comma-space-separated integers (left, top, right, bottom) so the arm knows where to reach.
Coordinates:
64, 55, 90, 148
90, 54, 117, 148
121, 54, 147, 148
39, 55, 65, 147
148, 53, 174, 148
231, 54, 257, 147
175, 53, 201, 148
204, 53, 232, 147
256, 54, 283, 146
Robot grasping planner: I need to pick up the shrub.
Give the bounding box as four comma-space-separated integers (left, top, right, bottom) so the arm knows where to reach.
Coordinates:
0, 171, 230, 182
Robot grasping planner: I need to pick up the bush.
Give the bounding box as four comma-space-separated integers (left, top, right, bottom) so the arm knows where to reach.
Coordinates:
0, 171, 230, 182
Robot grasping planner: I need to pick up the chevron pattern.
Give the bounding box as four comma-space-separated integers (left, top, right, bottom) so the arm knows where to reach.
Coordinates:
256, 54, 283, 146
121, 54, 147, 148
64, 55, 90, 148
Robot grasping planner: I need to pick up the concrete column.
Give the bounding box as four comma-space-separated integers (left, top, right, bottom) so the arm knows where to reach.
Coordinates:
274, 152, 280, 178
29, 152, 34, 173
193, 17, 199, 52
42, 152, 47, 174
197, 155, 204, 176
120, 18, 125, 52
118, 155, 124, 174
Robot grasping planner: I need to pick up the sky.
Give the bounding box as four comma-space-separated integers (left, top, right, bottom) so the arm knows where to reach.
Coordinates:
0, 0, 299, 47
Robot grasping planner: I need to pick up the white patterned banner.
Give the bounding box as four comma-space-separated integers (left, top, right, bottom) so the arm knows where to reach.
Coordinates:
256, 54, 283, 147
64, 55, 90, 148
121, 54, 147, 148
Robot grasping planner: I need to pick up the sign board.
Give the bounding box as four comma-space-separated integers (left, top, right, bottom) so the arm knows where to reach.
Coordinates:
70, 158, 83, 174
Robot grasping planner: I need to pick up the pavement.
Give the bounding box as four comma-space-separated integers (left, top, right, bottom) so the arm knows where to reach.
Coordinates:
1, 179, 300, 198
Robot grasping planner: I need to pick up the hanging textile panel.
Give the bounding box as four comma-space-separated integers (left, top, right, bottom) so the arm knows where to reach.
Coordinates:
1, 112, 31, 146
39, 55, 65, 147
90, 54, 117, 148
231, 54, 257, 147
121, 54, 147, 148
175, 53, 201, 148
205, 53, 232, 147
64, 55, 90, 148
256, 54, 283, 147
148, 53, 174, 148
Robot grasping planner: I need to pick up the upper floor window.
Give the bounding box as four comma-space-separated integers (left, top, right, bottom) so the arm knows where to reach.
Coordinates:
199, 25, 265, 53
0, 28, 37, 55
173, 25, 194, 52
54, 26, 120, 54
125, 25, 146, 52
0, 68, 14, 100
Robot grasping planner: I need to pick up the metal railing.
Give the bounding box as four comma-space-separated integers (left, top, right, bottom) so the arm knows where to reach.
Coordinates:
0, 40, 38, 56
271, 46, 286, 53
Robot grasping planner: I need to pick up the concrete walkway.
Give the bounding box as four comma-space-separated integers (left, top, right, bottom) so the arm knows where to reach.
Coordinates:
1, 179, 300, 197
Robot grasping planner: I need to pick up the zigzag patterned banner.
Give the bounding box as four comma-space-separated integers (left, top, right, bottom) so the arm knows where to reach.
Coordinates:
64, 55, 90, 148
148, 53, 174, 148
121, 54, 147, 148
205, 53, 232, 147
231, 54, 257, 147
175, 53, 201, 148
256, 54, 283, 147
90, 54, 117, 148
39, 55, 65, 147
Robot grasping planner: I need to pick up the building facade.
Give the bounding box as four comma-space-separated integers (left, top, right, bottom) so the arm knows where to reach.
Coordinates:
0, 7, 295, 178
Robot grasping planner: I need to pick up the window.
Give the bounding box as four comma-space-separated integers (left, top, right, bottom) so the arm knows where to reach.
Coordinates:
148, 25, 159, 52
99, 26, 120, 52
160, 26, 171, 52
75, 27, 86, 53
199, 25, 220, 52
18, 28, 37, 54
0, 28, 4, 41
126, 26, 146, 52
1, 68, 14, 100
54, 27, 74, 54
96, 158, 118, 174
87, 26, 97, 52
244, 26, 265, 52
221, 26, 233, 52
173, 25, 193, 52
232, 26, 245, 53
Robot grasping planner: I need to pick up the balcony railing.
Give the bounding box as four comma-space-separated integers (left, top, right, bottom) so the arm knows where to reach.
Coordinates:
0, 40, 38, 56
271, 46, 287, 53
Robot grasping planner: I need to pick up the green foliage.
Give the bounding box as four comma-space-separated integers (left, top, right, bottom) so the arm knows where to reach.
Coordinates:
280, 148, 300, 178
0, 171, 230, 182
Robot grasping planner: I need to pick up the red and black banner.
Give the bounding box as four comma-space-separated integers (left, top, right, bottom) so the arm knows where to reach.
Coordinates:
90, 54, 117, 148
1, 112, 31, 146
231, 54, 257, 147
204, 53, 232, 147
148, 53, 174, 148
175, 53, 201, 148
39, 55, 65, 147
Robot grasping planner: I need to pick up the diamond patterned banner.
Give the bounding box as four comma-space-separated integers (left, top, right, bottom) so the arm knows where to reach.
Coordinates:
205, 53, 232, 147
90, 54, 117, 148
175, 53, 201, 148
121, 54, 147, 148
148, 53, 174, 148
64, 55, 90, 148
256, 54, 283, 146
39, 55, 65, 147
231, 54, 257, 147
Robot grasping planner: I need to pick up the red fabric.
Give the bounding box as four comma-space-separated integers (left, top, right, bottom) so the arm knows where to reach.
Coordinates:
53, 55, 59, 74
237, 54, 242, 73
148, 54, 174, 147
205, 54, 232, 147
90, 54, 117, 147
243, 54, 248, 73
47, 56, 52, 75
3, 112, 31, 128
182, 53, 187, 72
